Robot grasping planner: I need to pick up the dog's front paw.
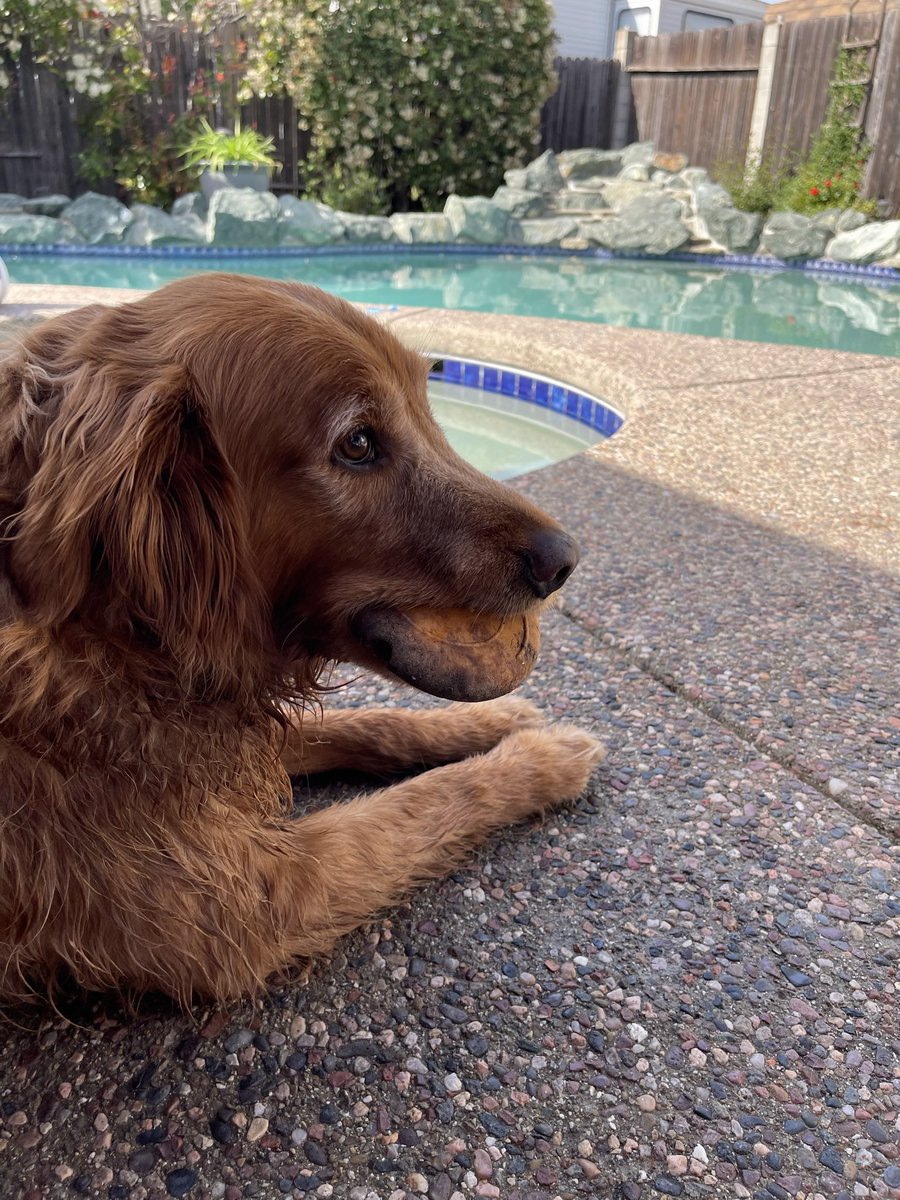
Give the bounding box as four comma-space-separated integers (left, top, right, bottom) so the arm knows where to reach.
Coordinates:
489, 723, 605, 817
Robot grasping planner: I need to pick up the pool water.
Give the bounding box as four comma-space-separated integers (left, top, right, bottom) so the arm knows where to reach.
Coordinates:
429, 379, 598, 479
6, 251, 899, 356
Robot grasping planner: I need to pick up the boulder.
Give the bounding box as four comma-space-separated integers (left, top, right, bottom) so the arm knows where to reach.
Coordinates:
62, 191, 134, 244
693, 182, 761, 252
551, 189, 609, 212
677, 167, 712, 193
759, 211, 830, 261
653, 151, 689, 174
444, 195, 510, 243
557, 148, 623, 180
580, 192, 690, 255
517, 217, 579, 247
0, 214, 73, 244
491, 186, 545, 219
21, 194, 71, 217
125, 204, 205, 247
812, 207, 868, 234
825, 219, 900, 264
621, 141, 656, 169
503, 149, 564, 194
0, 193, 25, 212
390, 213, 452, 244
171, 192, 208, 220
338, 213, 396, 242
207, 188, 279, 247
278, 197, 345, 245
619, 164, 650, 182
600, 178, 655, 211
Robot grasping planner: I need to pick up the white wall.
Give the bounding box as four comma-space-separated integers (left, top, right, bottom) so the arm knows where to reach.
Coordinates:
551, 0, 612, 58
553, 0, 765, 57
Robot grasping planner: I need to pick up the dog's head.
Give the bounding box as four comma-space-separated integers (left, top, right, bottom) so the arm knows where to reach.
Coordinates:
4, 276, 580, 702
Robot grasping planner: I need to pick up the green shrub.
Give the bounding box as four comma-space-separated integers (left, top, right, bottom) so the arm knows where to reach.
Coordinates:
242, 0, 557, 212
713, 149, 792, 215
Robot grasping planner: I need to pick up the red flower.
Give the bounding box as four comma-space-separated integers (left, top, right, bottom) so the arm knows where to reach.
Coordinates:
809, 186, 819, 196
216, 71, 225, 82
825, 179, 832, 187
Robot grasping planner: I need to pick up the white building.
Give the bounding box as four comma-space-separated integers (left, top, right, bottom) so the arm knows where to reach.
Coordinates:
551, 0, 767, 58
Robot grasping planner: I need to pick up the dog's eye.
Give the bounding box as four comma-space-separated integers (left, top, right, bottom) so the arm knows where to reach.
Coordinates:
336, 427, 376, 465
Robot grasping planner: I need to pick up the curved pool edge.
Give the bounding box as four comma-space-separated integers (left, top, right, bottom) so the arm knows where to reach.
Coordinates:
2, 240, 899, 287
2, 285, 897, 569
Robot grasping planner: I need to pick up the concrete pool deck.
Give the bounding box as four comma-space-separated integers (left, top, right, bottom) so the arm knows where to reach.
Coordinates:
0, 284, 897, 1200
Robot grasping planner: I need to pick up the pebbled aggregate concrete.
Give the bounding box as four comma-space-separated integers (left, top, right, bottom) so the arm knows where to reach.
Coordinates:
0, 287, 897, 1200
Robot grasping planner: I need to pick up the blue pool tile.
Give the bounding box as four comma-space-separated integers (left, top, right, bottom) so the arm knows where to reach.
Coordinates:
443, 358, 462, 382
463, 362, 482, 387
550, 385, 566, 412
482, 367, 499, 392
534, 380, 550, 406
516, 375, 536, 401
500, 371, 517, 395
565, 390, 581, 418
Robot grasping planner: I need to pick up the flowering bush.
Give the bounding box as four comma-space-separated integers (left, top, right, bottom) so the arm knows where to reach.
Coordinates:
777, 47, 878, 218
241, 0, 557, 212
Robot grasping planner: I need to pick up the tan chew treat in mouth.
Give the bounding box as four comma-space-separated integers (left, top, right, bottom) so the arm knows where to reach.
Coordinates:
383, 606, 541, 701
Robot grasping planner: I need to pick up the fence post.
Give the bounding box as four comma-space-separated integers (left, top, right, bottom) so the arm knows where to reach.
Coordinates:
744, 17, 782, 178
611, 29, 635, 150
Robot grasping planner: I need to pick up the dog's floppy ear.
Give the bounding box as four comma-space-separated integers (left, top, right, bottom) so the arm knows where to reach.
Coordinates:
13, 358, 261, 691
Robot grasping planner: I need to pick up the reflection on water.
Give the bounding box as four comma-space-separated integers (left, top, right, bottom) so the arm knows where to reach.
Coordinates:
6, 251, 899, 356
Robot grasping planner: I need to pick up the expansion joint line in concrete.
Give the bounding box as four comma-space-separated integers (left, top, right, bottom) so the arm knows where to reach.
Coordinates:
559, 606, 897, 846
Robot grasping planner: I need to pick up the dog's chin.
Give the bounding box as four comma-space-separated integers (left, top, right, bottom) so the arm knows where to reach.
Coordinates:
350, 605, 542, 702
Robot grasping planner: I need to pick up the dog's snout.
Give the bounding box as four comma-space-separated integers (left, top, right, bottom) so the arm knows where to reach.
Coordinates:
523, 529, 580, 599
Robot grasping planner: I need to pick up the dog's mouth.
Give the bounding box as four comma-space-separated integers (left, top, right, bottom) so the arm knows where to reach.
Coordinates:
350, 605, 542, 702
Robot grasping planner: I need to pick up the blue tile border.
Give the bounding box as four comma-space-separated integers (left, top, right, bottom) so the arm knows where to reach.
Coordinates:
427, 355, 624, 440
1, 241, 898, 287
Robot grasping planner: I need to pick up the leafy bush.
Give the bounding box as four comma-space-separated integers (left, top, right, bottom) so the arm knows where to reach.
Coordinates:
713, 149, 792, 215
242, 0, 557, 212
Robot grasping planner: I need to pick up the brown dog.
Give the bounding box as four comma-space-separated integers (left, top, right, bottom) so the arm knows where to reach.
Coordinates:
0, 274, 602, 1006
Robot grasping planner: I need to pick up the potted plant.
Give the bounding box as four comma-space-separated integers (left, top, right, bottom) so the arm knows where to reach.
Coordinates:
180, 119, 279, 200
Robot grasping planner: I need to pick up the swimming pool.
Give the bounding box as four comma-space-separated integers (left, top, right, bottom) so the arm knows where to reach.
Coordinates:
5, 250, 899, 356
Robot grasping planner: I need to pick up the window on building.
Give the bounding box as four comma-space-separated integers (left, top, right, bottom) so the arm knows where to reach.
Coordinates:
616, 6, 652, 35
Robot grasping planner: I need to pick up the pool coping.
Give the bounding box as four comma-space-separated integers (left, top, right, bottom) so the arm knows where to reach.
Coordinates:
2, 240, 899, 287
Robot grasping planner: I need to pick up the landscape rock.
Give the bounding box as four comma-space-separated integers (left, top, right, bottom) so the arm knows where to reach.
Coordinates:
207, 187, 279, 247
390, 212, 452, 244
504, 149, 564, 193
621, 140, 656, 169
601, 178, 656, 211
278, 196, 345, 245
694, 181, 762, 252
812, 207, 868, 234
444, 195, 511, 243
338, 213, 396, 242
826, 219, 900, 263
580, 191, 690, 255
125, 204, 205, 246
619, 164, 650, 182
0, 193, 25, 212
654, 151, 689, 173
62, 191, 134, 244
760, 211, 830, 260
551, 189, 609, 212
517, 216, 579, 246
558, 148, 623, 180
171, 192, 208, 220
491, 186, 545, 219
0, 214, 74, 244
21, 194, 71, 217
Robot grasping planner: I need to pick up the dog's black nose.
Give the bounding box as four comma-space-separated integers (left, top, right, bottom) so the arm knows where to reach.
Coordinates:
524, 529, 580, 598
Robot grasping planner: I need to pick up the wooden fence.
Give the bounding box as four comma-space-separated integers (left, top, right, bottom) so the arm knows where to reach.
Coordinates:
539, 57, 619, 152
619, 11, 900, 210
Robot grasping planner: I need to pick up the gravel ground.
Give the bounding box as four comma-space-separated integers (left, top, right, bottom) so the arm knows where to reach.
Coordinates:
0, 292, 897, 1200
